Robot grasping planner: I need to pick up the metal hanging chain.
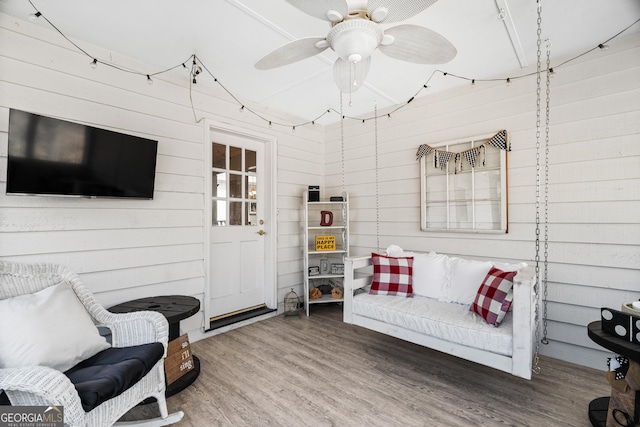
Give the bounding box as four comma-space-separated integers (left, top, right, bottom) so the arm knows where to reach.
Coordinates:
541, 37, 552, 345
532, 0, 543, 375
374, 102, 381, 252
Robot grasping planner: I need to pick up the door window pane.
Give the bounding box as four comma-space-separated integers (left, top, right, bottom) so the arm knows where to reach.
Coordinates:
246, 176, 257, 199
245, 150, 256, 172
229, 174, 242, 198
212, 172, 226, 198
230, 146, 242, 171
213, 200, 227, 226
212, 143, 226, 169
246, 202, 257, 226
229, 201, 242, 226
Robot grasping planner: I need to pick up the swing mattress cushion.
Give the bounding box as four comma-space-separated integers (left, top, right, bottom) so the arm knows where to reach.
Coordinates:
351, 292, 514, 356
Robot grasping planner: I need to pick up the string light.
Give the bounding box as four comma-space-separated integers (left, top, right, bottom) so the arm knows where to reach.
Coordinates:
292, 126, 296, 133
22, 2, 639, 130
470, 79, 476, 88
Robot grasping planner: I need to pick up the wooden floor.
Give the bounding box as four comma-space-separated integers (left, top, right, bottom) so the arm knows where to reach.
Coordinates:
124, 304, 609, 426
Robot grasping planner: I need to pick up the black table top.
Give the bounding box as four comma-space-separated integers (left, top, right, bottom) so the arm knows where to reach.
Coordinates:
109, 295, 200, 324
587, 321, 640, 362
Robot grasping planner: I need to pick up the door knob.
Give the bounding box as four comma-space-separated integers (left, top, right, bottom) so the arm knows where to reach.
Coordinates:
257, 230, 266, 235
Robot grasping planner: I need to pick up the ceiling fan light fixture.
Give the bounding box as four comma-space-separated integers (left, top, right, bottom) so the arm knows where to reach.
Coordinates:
327, 19, 383, 63
369, 7, 389, 23
326, 10, 344, 23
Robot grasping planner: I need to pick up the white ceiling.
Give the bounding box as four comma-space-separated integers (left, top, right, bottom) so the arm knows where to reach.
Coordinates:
1, 0, 639, 124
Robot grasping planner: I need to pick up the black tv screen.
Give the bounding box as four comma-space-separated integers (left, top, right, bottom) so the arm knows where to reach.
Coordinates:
6, 109, 158, 199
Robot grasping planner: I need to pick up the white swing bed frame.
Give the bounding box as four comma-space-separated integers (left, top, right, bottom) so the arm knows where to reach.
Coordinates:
343, 255, 537, 380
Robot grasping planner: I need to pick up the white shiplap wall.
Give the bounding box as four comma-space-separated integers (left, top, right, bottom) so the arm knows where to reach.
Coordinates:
0, 13, 322, 339
323, 34, 640, 370
1, 10, 638, 370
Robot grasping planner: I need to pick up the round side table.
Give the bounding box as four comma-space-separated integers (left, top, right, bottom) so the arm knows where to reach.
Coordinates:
587, 320, 640, 427
109, 295, 201, 397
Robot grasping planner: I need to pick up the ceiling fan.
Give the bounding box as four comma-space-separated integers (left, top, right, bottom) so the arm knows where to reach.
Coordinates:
255, 0, 457, 93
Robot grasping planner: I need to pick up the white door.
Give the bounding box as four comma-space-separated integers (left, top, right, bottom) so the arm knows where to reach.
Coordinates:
206, 127, 272, 321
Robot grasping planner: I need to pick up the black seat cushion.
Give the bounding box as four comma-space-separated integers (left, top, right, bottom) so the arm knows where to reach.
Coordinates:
64, 342, 164, 412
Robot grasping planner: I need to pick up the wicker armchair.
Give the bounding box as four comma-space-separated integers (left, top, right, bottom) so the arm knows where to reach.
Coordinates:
0, 261, 184, 427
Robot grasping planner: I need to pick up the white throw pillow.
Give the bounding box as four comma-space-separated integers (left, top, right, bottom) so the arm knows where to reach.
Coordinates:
0, 281, 110, 372
411, 252, 450, 300
446, 257, 493, 305
385, 245, 406, 257
492, 261, 528, 272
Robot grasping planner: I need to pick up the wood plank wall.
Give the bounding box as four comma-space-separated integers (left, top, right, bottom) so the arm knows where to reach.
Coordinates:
323, 34, 640, 370
0, 13, 323, 337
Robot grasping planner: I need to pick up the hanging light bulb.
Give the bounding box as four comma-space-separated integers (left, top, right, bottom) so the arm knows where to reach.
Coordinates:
470, 79, 476, 88
146, 75, 153, 85
506, 78, 512, 87
90, 58, 98, 69
239, 105, 245, 113
387, 113, 391, 121
292, 126, 296, 133
598, 43, 609, 50
268, 121, 272, 128
29, 12, 42, 21
548, 68, 556, 77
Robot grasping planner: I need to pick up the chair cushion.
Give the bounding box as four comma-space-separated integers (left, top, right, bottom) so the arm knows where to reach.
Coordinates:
64, 342, 164, 412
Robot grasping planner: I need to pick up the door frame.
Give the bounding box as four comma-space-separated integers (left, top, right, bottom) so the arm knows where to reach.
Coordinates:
202, 120, 278, 327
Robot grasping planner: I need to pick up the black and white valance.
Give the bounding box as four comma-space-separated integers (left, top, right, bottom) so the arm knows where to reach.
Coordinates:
416, 130, 510, 171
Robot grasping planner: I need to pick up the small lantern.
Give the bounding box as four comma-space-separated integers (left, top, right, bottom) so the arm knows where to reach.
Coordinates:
284, 288, 301, 318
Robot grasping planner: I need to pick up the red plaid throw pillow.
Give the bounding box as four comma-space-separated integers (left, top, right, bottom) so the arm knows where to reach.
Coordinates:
369, 253, 413, 297
470, 267, 517, 326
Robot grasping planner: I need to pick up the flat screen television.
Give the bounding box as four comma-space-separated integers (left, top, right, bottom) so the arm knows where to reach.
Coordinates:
6, 109, 158, 199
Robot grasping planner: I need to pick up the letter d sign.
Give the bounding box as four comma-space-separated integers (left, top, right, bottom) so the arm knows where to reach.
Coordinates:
320, 211, 333, 226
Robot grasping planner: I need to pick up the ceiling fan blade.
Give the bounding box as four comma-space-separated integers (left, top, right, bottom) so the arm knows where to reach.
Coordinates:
333, 57, 371, 93
379, 24, 456, 64
367, 0, 439, 23
285, 0, 349, 22
255, 37, 329, 70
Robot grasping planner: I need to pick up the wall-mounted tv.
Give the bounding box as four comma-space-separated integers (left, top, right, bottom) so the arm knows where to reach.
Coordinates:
6, 109, 158, 199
